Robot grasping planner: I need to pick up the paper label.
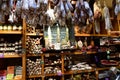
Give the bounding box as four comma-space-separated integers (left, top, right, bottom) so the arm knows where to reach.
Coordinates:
0, 53, 4, 58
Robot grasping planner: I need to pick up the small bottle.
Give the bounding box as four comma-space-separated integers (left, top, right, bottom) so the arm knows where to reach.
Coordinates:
3, 25, 7, 30
7, 25, 12, 31
13, 25, 17, 31
0, 25, 2, 30
18, 26, 22, 31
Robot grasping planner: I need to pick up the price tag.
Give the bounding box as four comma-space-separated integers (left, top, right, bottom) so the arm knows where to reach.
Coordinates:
45, 54, 50, 57
35, 51, 39, 54
22, 48, 26, 53
35, 53, 39, 56
107, 55, 110, 59
107, 51, 110, 54
82, 51, 87, 55
36, 32, 40, 36
0, 53, 4, 58
57, 71, 62, 76
88, 72, 91, 75
40, 61, 44, 64
6, 74, 14, 80
73, 70, 78, 74
98, 49, 101, 52
62, 74, 64, 77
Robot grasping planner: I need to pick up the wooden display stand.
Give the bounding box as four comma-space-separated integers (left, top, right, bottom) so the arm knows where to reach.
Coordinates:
1, 4, 120, 80
0, 17, 120, 80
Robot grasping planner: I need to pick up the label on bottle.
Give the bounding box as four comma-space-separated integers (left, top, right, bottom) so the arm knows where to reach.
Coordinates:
36, 32, 40, 36
54, 43, 61, 50
0, 53, 4, 58
45, 54, 50, 57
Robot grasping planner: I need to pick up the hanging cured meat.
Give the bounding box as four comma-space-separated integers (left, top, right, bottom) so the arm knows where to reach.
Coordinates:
22, 0, 37, 25
45, 1, 56, 26
1, 0, 9, 15
103, 1, 112, 32
73, 0, 93, 27
53, 0, 73, 26
16, 0, 22, 18
0, 11, 5, 23
28, 0, 37, 9
8, 0, 18, 23
0, 0, 9, 23
21, 0, 49, 27
93, 0, 102, 33
0, 0, 2, 7
114, 0, 120, 16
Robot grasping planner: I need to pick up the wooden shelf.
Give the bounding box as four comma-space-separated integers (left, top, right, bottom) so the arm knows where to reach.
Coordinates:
45, 63, 61, 66
75, 33, 120, 37
64, 69, 95, 75
27, 54, 43, 57
0, 31, 22, 34
27, 66, 120, 78
2, 54, 23, 58
96, 67, 110, 71
25, 33, 120, 37
97, 66, 120, 71
73, 51, 96, 55
94, 34, 109, 37
75, 34, 94, 37
64, 66, 120, 75
75, 33, 109, 37
40, 50, 96, 55
26, 33, 43, 36
109, 31, 120, 37
27, 75, 42, 78
45, 73, 61, 77
62, 51, 96, 55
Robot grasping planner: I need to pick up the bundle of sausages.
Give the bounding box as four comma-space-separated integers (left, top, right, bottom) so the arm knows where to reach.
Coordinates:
73, 0, 93, 26
53, 0, 73, 26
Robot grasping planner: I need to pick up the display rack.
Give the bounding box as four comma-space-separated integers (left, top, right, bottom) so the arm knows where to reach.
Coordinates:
1, 2, 120, 80
0, 17, 119, 80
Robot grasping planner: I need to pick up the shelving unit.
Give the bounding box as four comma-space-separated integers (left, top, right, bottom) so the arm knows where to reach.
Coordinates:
3, 54, 22, 58
0, 18, 120, 80
26, 33, 43, 36
0, 31, 22, 34
0, 1, 120, 80
0, 24, 24, 80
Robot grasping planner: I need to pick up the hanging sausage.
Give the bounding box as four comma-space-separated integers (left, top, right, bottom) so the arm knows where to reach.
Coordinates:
114, 0, 120, 16
93, 0, 102, 33
8, 0, 18, 23
73, 0, 93, 33
16, 0, 22, 18
103, 1, 113, 32
0, 0, 8, 23
53, 0, 73, 26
